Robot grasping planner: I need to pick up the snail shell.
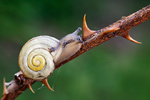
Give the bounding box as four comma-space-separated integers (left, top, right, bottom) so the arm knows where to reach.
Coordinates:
19, 36, 62, 80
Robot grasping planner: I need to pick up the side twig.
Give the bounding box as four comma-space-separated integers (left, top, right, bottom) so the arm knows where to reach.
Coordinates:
1, 5, 150, 100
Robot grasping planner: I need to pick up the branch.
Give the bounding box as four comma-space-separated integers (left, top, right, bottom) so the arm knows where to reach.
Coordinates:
1, 5, 150, 100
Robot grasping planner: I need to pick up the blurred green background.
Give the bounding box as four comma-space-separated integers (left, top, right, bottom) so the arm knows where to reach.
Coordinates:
0, 0, 150, 100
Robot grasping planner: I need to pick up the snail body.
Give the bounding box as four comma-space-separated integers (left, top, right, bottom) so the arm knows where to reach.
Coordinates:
18, 27, 82, 92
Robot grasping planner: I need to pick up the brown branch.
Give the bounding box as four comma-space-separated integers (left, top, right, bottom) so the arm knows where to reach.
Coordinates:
1, 5, 150, 100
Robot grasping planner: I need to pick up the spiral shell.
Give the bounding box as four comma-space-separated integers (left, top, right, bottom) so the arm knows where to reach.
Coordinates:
19, 36, 62, 80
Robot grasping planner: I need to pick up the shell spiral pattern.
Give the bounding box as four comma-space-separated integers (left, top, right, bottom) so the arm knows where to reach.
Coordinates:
19, 36, 62, 80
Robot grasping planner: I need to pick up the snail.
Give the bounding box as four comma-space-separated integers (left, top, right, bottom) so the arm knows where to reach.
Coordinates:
19, 27, 83, 93
3, 14, 140, 96
18, 14, 138, 93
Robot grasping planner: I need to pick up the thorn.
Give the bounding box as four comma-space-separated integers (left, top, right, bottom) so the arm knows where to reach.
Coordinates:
28, 84, 35, 93
83, 14, 96, 40
100, 26, 120, 37
41, 79, 54, 91
3, 78, 7, 95
122, 30, 141, 44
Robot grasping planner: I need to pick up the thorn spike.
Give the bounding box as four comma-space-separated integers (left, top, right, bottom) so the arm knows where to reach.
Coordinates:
126, 35, 141, 44
28, 84, 35, 93
100, 26, 120, 36
83, 14, 96, 40
41, 79, 54, 91
3, 78, 7, 95
105, 26, 120, 33
122, 30, 141, 44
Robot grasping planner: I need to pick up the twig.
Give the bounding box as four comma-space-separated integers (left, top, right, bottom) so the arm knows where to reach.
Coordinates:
1, 4, 150, 100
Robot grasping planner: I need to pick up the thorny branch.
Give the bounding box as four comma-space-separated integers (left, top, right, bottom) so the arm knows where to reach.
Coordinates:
1, 5, 150, 100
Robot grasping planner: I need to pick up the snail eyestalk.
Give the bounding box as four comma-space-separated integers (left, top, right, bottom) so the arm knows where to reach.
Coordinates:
72, 27, 82, 35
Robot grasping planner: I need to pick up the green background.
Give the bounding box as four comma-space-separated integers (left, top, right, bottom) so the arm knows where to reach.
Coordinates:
0, 0, 150, 100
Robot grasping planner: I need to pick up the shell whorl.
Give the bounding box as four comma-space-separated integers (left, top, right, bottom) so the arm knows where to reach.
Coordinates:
19, 36, 62, 80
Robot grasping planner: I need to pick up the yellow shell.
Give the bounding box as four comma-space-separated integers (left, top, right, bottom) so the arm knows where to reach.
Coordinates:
19, 36, 62, 80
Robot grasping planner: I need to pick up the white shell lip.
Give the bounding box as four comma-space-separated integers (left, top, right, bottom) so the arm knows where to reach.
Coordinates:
19, 36, 62, 80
